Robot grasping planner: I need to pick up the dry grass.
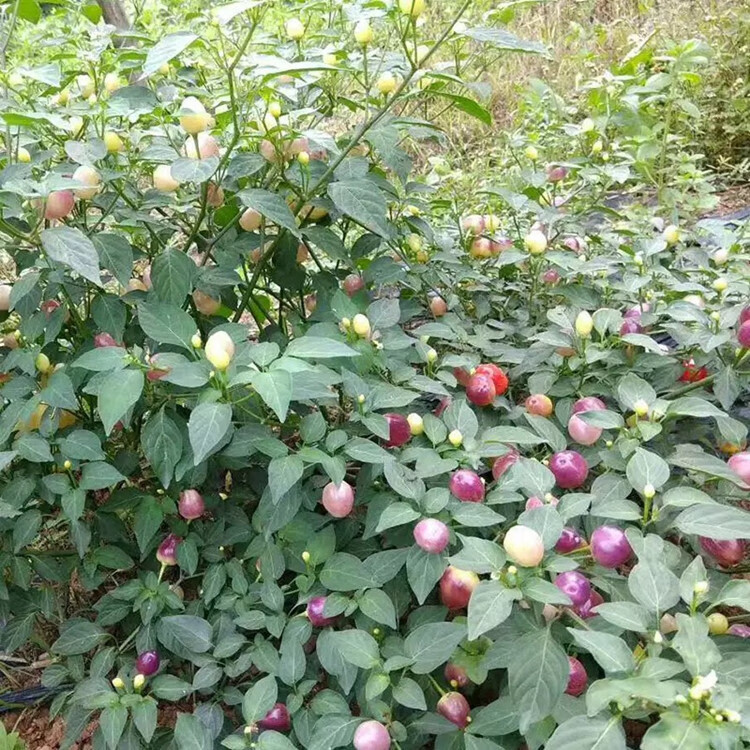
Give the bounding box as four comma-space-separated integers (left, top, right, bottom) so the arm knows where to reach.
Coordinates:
420, 0, 748, 175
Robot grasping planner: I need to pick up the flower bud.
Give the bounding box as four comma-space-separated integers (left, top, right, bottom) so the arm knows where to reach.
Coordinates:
357, 394, 365, 404
191, 333, 202, 349
448, 429, 463, 447
352, 314, 371, 338
133, 674, 145, 691
643, 484, 655, 500
398, 0, 425, 17
693, 580, 709, 596
575, 311, 593, 338
426, 348, 437, 362
407, 413, 424, 435
205, 330, 235, 371
633, 399, 649, 417
376, 71, 397, 95
112, 677, 125, 690
354, 19, 373, 45
525, 145, 538, 161
36, 352, 51, 373
285, 18, 305, 40
302, 550, 311, 563
663, 224, 680, 245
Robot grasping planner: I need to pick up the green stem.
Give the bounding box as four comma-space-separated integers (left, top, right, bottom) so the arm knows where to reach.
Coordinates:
427, 674, 446, 696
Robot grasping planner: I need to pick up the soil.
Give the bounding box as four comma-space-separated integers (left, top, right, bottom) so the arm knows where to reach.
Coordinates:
2, 702, 189, 748
707, 183, 750, 217
2, 708, 95, 749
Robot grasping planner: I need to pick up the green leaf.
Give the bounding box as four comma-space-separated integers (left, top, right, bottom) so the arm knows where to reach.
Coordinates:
641, 714, 711, 750
406, 545, 445, 604
286, 337, 360, 360
673, 504, 750, 540
568, 629, 635, 674
483, 425, 544, 446
508, 627, 569, 732
524, 413, 567, 453
72, 347, 128, 372
41, 227, 101, 286
466, 696, 518, 737
242, 675, 278, 723
15, 433, 53, 462
40, 371, 78, 411
344, 437, 391, 464
252, 370, 293, 422
151, 674, 193, 701
0, 451, 15, 472
151, 249, 195, 305
328, 180, 393, 238
430, 91, 492, 125
100, 704, 128, 750
258, 731, 297, 750
679, 555, 707, 606
668, 444, 745, 486
132, 699, 157, 743
617, 373, 656, 410
267, 455, 304, 503
320, 553, 377, 591
52, 618, 108, 655
79, 462, 126, 490
467, 581, 516, 639
171, 157, 219, 183
238, 188, 299, 235
98, 369, 144, 435
518, 505, 564, 548
60, 489, 85, 522
358, 589, 397, 629
138, 301, 197, 350
626, 448, 670, 493
91, 297, 124, 342
628, 557, 680, 613
142, 409, 183, 488
144, 31, 199, 76
404, 622, 466, 674
156, 615, 213, 655
392, 677, 426, 710
375, 502, 420, 533
12, 509, 41, 552
511, 458, 555, 497
188, 402, 232, 465
670, 614, 720, 677
449, 534, 506, 574
546, 715, 627, 750
173, 712, 212, 750
715, 579, 750, 611
593, 602, 651, 632
667, 397, 724, 419
65, 139, 107, 165
93, 234, 133, 287
460, 26, 549, 56
329, 629, 380, 669
134, 497, 163, 553
521, 577, 572, 606
17, 0, 42, 23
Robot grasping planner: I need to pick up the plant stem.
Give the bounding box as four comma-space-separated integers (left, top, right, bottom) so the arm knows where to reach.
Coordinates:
0, 0, 20, 164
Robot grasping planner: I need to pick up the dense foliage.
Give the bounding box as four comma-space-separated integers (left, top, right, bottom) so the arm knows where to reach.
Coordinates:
0, 0, 749, 749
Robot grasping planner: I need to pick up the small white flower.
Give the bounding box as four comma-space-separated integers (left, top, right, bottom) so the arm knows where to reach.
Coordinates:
693, 580, 709, 596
